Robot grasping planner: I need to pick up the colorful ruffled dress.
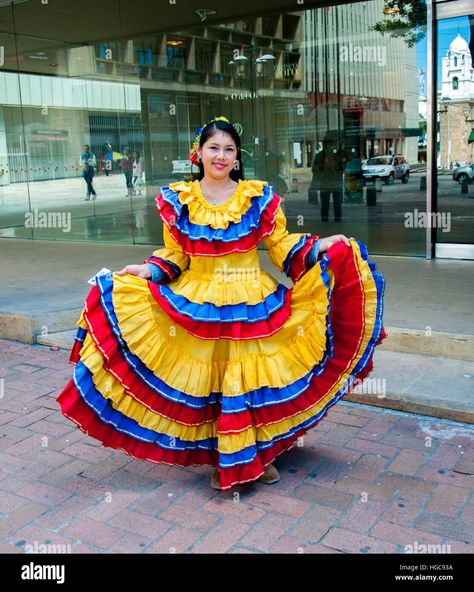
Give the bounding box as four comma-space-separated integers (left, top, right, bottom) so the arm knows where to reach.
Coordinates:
57, 179, 387, 490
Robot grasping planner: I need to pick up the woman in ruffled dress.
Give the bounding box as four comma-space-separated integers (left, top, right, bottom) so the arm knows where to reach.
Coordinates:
57, 116, 387, 491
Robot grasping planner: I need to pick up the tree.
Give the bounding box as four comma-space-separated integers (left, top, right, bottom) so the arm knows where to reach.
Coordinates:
371, 1, 427, 48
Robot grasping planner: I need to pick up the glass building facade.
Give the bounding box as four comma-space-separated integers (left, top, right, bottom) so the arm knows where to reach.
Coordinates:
0, 0, 472, 258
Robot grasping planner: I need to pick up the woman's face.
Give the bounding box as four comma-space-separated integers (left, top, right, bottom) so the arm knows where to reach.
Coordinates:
197, 130, 237, 180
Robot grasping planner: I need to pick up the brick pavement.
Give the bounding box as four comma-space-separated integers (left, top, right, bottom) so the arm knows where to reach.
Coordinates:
0, 338, 473, 554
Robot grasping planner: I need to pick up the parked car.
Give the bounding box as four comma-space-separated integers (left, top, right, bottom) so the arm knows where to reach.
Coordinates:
452, 163, 474, 184
362, 155, 410, 184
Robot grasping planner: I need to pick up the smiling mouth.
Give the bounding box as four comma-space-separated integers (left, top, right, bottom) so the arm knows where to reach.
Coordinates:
213, 163, 226, 168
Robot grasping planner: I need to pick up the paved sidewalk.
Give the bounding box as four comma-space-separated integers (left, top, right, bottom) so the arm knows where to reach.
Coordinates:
2, 237, 474, 335
0, 338, 473, 554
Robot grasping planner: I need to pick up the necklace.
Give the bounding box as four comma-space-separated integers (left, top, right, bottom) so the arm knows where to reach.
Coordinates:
200, 179, 236, 205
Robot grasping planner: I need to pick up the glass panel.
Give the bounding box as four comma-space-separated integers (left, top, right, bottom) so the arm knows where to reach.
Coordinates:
436, 13, 474, 245
250, 2, 427, 256
0, 5, 33, 240
1, 0, 140, 243
0, 0, 429, 255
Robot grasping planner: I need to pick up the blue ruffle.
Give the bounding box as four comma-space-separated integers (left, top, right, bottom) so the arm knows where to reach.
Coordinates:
220, 253, 335, 413
158, 283, 289, 323
159, 183, 275, 243
220, 241, 386, 468
96, 274, 219, 410
74, 361, 217, 451
147, 256, 181, 280
283, 235, 309, 276
92, 272, 335, 416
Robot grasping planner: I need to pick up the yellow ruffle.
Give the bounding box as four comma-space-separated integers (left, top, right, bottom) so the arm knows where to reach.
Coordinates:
76, 309, 88, 330
110, 270, 331, 397
168, 267, 280, 306
79, 241, 377, 455
75, 241, 379, 454
79, 334, 218, 439
78, 332, 338, 453
78, 330, 350, 454
219, 242, 379, 453
263, 207, 308, 273
167, 179, 268, 230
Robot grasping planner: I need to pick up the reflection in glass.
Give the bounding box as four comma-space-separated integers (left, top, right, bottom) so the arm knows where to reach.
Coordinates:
0, 0, 429, 255
436, 17, 474, 246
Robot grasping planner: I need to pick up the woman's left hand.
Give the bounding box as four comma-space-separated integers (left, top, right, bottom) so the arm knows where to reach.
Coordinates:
319, 234, 355, 253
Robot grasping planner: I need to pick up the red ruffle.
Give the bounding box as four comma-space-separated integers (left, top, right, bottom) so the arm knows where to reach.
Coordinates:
289, 236, 319, 283
69, 340, 83, 365
82, 285, 220, 426
57, 379, 217, 466
145, 257, 176, 281
156, 192, 281, 256
58, 241, 386, 490
148, 281, 293, 340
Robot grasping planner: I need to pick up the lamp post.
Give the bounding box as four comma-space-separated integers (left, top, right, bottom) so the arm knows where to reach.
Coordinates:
229, 47, 275, 179
464, 106, 474, 162
439, 96, 451, 168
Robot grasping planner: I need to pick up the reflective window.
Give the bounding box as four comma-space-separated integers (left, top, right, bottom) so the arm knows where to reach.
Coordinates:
0, 0, 429, 255
436, 14, 474, 247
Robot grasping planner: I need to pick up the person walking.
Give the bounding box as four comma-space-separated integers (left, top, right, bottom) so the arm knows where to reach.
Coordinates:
132, 151, 145, 196
79, 145, 97, 201
311, 137, 348, 222
58, 116, 387, 491
102, 142, 113, 177
120, 148, 135, 197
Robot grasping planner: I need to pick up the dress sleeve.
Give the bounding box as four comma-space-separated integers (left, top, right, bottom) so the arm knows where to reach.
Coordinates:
263, 205, 321, 283
144, 223, 190, 282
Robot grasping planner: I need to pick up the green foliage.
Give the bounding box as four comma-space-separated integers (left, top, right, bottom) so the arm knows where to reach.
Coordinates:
371, 0, 427, 48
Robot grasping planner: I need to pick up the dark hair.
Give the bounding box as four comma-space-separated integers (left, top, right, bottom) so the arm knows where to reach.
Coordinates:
194, 119, 244, 182
83, 145, 90, 150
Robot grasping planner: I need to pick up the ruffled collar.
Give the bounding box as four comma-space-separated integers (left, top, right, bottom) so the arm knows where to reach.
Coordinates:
167, 179, 268, 229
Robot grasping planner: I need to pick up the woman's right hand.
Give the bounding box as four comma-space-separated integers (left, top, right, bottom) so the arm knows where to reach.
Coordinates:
114, 264, 151, 279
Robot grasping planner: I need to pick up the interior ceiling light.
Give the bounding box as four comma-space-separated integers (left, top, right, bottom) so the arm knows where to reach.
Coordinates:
194, 8, 216, 22
383, 4, 400, 14
167, 40, 184, 46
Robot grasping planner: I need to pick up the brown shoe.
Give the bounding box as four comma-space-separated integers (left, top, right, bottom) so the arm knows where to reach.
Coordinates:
258, 463, 280, 485
210, 469, 221, 491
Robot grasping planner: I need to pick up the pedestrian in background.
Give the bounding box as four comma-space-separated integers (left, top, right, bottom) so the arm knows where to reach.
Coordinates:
79, 145, 97, 201
102, 141, 113, 176
132, 151, 145, 196
311, 136, 348, 222
120, 148, 135, 198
